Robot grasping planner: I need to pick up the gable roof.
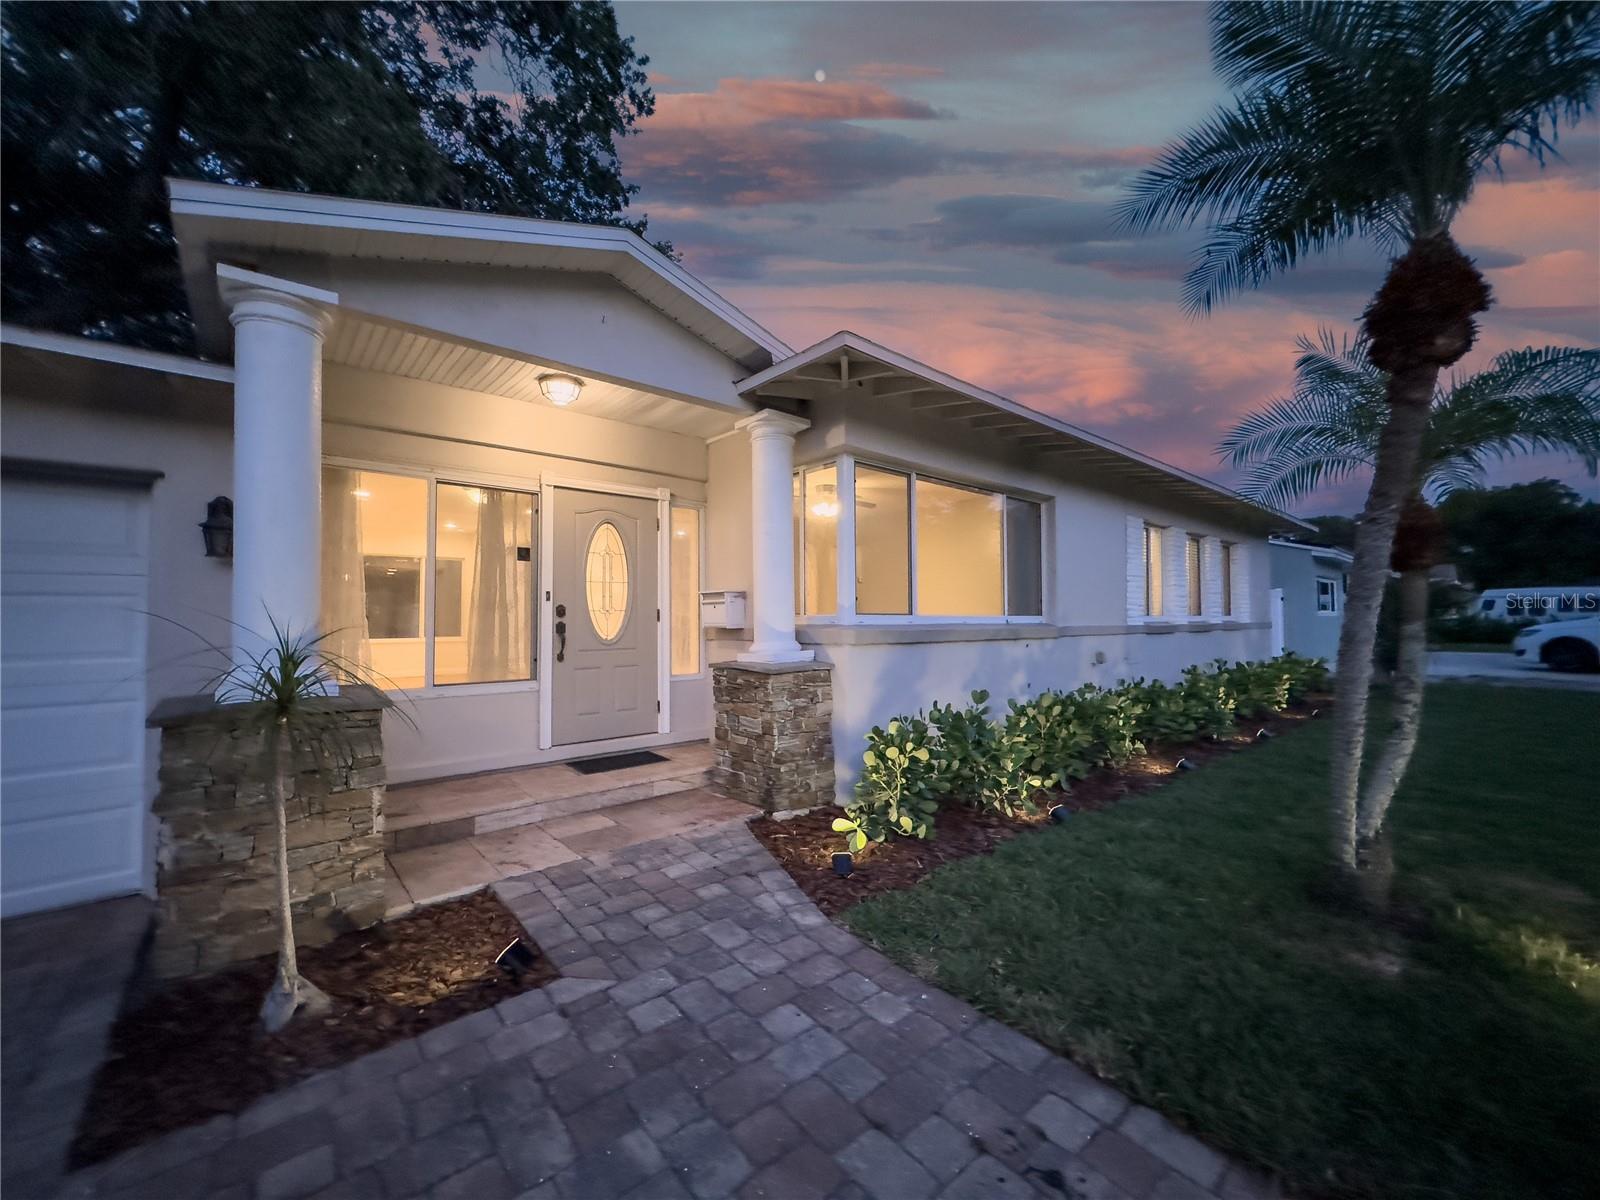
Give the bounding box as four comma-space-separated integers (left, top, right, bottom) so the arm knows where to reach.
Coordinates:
740, 331, 1313, 534
1270, 538, 1355, 566
167, 180, 791, 371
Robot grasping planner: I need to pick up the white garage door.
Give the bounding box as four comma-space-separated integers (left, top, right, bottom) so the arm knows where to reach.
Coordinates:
2, 476, 151, 916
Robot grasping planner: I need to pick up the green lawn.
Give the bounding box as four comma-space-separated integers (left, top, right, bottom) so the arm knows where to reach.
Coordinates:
844, 685, 1599, 1200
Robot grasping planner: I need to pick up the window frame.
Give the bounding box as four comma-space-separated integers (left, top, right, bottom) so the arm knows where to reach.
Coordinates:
1185, 533, 1204, 618
668, 501, 707, 680
1220, 541, 1234, 618
1142, 522, 1165, 619
795, 453, 1048, 625
1316, 575, 1340, 615
323, 457, 541, 698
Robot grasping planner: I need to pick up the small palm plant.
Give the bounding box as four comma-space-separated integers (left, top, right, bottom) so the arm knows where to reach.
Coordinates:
208, 618, 402, 1033
1221, 332, 1600, 886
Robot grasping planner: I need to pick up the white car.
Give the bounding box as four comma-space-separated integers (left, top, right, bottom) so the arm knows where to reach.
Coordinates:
1513, 616, 1600, 673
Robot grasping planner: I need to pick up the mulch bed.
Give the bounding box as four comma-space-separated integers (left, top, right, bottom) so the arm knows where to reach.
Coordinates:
753, 699, 1330, 917
72, 891, 556, 1167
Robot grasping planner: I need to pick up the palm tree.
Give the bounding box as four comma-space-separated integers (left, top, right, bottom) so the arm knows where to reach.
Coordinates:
1118, 1, 1600, 885
1221, 332, 1600, 893
211, 620, 401, 1032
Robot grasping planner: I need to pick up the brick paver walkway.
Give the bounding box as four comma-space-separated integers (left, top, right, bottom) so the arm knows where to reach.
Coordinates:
35, 822, 1278, 1200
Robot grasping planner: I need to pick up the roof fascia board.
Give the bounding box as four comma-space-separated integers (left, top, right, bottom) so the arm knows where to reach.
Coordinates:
167, 180, 791, 360
741, 331, 1313, 533
1, 324, 233, 383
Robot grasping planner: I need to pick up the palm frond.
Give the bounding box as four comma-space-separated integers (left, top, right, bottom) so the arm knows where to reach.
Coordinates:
1218, 326, 1387, 504
1425, 346, 1600, 491
1121, 1, 1600, 305
1224, 329, 1600, 508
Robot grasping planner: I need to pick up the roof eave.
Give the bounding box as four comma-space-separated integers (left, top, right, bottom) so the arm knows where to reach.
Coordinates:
739, 331, 1313, 535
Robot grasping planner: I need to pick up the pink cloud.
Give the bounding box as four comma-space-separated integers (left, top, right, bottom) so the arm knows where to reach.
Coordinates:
648, 77, 943, 131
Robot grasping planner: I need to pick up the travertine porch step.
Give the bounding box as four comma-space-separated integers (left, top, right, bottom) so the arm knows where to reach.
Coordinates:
382, 741, 714, 852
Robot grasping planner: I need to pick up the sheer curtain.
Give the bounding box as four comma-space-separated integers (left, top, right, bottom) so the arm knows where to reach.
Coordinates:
467, 489, 530, 682
320, 466, 371, 678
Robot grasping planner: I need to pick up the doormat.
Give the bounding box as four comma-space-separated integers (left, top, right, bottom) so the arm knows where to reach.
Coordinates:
568, 750, 668, 775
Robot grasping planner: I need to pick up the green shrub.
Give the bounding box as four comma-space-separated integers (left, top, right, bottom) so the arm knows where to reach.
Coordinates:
1125, 678, 1193, 743
840, 654, 1324, 850
1277, 652, 1330, 701
1180, 663, 1238, 737
835, 716, 941, 850
1219, 659, 1293, 719
924, 690, 999, 799
1071, 683, 1147, 767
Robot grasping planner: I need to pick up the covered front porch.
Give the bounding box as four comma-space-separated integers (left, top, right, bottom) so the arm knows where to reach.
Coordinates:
170, 181, 828, 794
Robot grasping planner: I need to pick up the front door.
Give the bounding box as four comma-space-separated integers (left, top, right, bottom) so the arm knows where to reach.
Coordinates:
551, 488, 660, 746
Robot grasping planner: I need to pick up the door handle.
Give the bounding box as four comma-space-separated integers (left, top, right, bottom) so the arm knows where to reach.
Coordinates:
555, 620, 566, 662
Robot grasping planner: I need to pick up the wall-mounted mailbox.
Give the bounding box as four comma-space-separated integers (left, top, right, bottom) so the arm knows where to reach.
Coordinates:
699, 589, 747, 630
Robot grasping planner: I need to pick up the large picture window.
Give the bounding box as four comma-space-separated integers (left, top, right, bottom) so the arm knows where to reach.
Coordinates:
321, 466, 535, 689
795, 458, 1042, 619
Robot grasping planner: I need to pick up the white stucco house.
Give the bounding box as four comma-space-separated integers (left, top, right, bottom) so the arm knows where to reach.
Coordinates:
1267, 538, 1353, 663
0, 181, 1308, 917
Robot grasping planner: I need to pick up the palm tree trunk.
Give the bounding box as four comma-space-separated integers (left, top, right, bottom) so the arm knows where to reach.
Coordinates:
260, 718, 330, 1033
1329, 232, 1490, 880
1359, 567, 1431, 842
1327, 373, 1436, 869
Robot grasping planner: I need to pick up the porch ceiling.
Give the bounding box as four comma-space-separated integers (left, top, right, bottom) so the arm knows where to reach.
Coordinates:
740, 331, 1312, 534
326, 316, 742, 439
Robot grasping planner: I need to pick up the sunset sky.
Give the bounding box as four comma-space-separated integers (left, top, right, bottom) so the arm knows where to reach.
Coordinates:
611, 1, 1600, 516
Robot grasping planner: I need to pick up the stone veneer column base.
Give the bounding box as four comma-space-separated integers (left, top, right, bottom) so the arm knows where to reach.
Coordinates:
712, 661, 834, 814
146, 687, 389, 979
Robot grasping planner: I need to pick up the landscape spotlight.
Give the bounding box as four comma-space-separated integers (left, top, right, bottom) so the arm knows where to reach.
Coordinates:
1174, 757, 1198, 772
495, 937, 539, 976
1049, 805, 1071, 824
832, 852, 854, 878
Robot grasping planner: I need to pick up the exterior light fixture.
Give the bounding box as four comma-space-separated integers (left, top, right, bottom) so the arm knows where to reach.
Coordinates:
1256, 728, 1275, 740
538, 373, 584, 406
832, 852, 854, 877
199, 496, 233, 559
1174, 757, 1198, 772
1049, 804, 1071, 824
495, 937, 539, 976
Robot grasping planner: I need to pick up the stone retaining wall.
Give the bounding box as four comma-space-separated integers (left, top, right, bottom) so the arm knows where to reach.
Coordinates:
147, 688, 388, 978
711, 662, 834, 813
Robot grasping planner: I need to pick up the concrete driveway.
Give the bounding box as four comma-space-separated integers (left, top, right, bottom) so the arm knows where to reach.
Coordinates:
1427, 650, 1600, 691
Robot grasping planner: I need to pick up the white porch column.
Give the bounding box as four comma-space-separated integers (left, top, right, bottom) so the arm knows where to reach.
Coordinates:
217, 265, 339, 676
735, 409, 814, 664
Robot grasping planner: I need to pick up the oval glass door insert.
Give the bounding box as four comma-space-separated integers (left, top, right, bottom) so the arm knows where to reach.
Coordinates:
584, 521, 630, 641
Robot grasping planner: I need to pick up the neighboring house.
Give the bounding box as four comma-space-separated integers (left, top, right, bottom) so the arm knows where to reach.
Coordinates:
0, 181, 1305, 916
1267, 539, 1353, 663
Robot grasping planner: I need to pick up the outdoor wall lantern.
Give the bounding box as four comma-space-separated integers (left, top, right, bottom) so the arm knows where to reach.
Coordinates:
199, 496, 233, 559
538, 373, 584, 406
